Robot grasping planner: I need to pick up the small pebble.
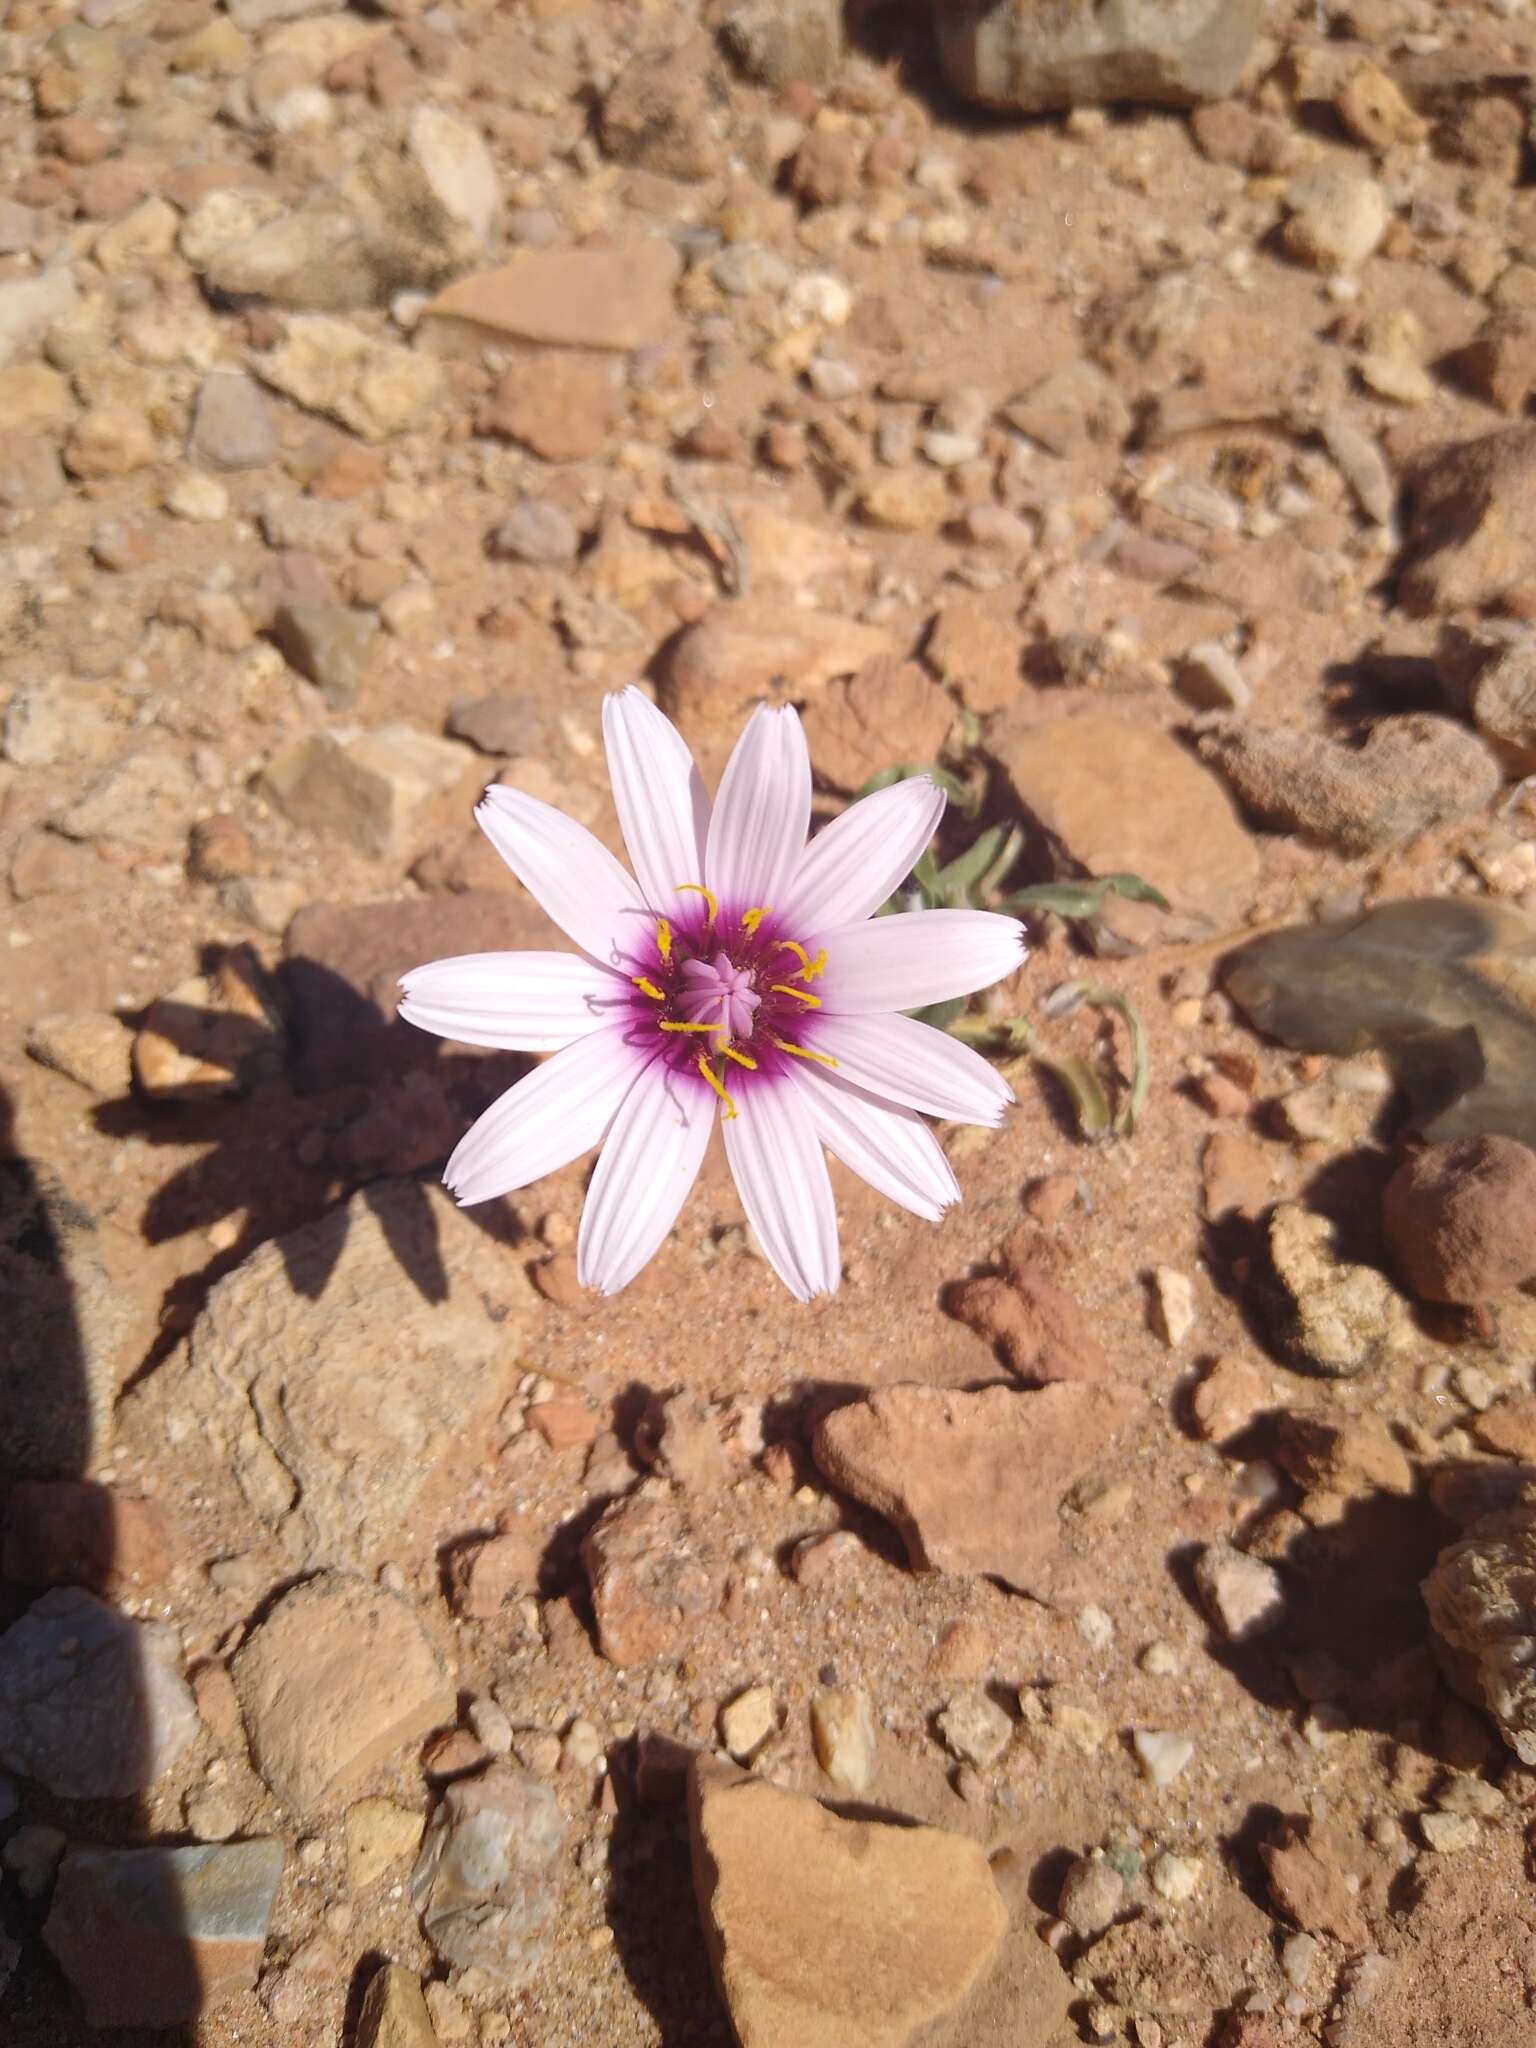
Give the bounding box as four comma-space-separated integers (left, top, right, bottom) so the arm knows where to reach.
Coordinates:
1132, 1729, 1195, 1787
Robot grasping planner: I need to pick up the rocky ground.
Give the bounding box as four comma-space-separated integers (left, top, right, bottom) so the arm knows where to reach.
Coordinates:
6, 0, 1536, 2043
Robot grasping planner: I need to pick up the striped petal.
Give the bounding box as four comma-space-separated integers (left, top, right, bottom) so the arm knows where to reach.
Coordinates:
811, 1012, 1013, 1126
399, 950, 628, 1051
577, 1060, 714, 1295
780, 777, 946, 934
814, 910, 1026, 1014
443, 1026, 645, 1206
792, 1067, 960, 1222
722, 1078, 839, 1301
705, 704, 811, 913
602, 687, 712, 917
475, 785, 648, 967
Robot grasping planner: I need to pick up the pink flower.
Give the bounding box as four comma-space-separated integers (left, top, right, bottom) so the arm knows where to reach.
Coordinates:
399, 688, 1025, 1299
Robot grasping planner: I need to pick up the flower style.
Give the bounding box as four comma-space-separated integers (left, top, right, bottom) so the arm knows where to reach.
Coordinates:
399, 688, 1025, 1300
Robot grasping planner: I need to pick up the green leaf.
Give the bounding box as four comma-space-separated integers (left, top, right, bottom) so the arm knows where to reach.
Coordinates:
850, 762, 982, 820
1038, 1052, 1114, 1137
1042, 981, 1151, 1136
999, 871, 1171, 920
933, 825, 1010, 903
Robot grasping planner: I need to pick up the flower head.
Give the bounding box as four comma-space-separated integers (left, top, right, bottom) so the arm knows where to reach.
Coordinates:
399, 688, 1025, 1299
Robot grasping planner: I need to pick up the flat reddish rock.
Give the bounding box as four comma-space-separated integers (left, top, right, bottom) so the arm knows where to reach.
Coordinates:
425, 239, 683, 351
811, 1380, 1142, 1590
689, 1761, 1014, 2048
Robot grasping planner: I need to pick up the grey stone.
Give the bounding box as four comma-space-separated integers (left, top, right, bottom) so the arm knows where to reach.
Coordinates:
721, 0, 842, 86
446, 693, 541, 755
0, 262, 76, 372
486, 499, 579, 567
257, 724, 473, 856
188, 369, 277, 472
42, 1839, 282, 2029
57, 744, 202, 858
1424, 1502, 1536, 1765
0, 1586, 199, 1797
411, 1767, 565, 1986
936, 0, 1261, 114
269, 601, 378, 709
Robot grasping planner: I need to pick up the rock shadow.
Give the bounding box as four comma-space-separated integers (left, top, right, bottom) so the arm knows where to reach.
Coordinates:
0, 1079, 197, 2046
604, 1798, 732, 2048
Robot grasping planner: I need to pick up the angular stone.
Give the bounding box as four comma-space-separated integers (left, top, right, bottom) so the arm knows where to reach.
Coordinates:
189, 368, 277, 470
259, 724, 476, 857
689, 1762, 1012, 2048
345, 1798, 426, 1890
1273, 1412, 1415, 1497
663, 599, 896, 733
990, 710, 1260, 942
57, 744, 201, 857
411, 1767, 565, 1986
256, 315, 446, 442
357, 1962, 438, 2048
478, 349, 618, 463
270, 600, 378, 708
133, 1182, 536, 1565
407, 105, 500, 249
1260, 1819, 1371, 1948
1281, 171, 1390, 273
132, 947, 286, 1101
42, 1839, 282, 2029
1199, 715, 1501, 855
582, 1482, 725, 1667
425, 239, 684, 352
809, 1687, 875, 1794
936, 0, 1260, 113
0, 1586, 198, 1798
233, 1572, 453, 1815
811, 1380, 1141, 1591
1193, 1544, 1285, 1642
800, 659, 954, 794
722, 0, 842, 86
24, 1009, 131, 1095
0, 262, 77, 372
600, 39, 723, 181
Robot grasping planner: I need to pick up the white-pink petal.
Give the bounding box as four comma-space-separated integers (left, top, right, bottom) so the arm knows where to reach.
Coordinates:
791, 1067, 960, 1223
722, 1080, 839, 1301
814, 909, 1026, 1015
602, 687, 711, 916
443, 1026, 644, 1206
811, 1012, 1013, 1126
705, 704, 811, 912
398, 950, 627, 1051
779, 776, 946, 934
475, 785, 647, 966
577, 1062, 713, 1295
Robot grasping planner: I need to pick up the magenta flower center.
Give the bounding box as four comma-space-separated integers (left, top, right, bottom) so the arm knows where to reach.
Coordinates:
624, 887, 833, 1113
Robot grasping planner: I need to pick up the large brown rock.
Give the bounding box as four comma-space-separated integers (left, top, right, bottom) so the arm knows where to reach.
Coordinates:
130, 1182, 536, 1567
662, 600, 896, 737
1424, 1501, 1536, 1763
990, 711, 1260, 942
1399, 426, 1536, 616
1199, 715, 1501, 854
1382, 1135, 1536, 1305
689, 1761, 1009, 2048
811, 1380, 1141, 1590
232, 1572, 453, 1815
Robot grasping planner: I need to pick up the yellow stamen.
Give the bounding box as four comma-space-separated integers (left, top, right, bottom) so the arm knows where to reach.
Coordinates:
660, 1019, 717, 1034
676, 883, 718, 922
633, 976, 666, 1002
772, 1036, 838, 1069
771, 983, 821, 1008
720, 1043, 757, 1069
774, 940, 828, 982
655, 918, 672, 963
697, 1055, 738, 1119
742, 905, 772, 934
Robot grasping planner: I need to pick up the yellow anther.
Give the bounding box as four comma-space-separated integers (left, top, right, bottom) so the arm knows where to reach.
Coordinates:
772, 1036, 838, 1069
655, 918, 672, 963
742, 905, 772, 934
633, 976, 666, 1001
676, 883, 718, 922
770, 983, 821, 1008
720, 1043, 758, 1069
697, 1054, 738, 1120
774, 940, 827, 982
660, 1019, 717, 1034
